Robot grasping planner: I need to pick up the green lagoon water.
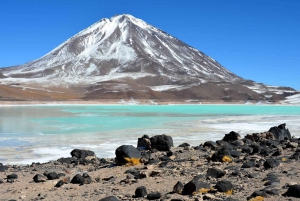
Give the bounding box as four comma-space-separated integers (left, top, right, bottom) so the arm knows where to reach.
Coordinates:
1, 104, 300, 164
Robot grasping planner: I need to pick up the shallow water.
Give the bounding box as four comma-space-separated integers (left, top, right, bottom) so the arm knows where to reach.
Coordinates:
1, 104, 300, 164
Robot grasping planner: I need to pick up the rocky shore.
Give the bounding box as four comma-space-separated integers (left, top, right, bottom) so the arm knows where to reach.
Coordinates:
1, 124, 300, 201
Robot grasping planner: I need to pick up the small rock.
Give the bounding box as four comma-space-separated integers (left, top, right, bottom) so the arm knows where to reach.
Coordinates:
55, 180, 64, 188
206, 167, 225, 178
135, 186, 148, 198
70, 174, 84, 184
263, 158, 280, 169
173, 181, 184, 194
215, 180, 233, 194
242, 161, 255, 168
146, 192, 162, 200
99, 196, 119, 201
33, 174, 47, 183
46, 172, 58, 180
150, 134, 173, 151
283, 184, 300, 198
115, 145, 141, 166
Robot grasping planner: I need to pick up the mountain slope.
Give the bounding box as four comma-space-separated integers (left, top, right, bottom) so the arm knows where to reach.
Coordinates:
0, 14, 298, 102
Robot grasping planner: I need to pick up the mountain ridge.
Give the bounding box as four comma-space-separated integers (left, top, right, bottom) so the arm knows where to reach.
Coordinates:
0, 14, 298, 103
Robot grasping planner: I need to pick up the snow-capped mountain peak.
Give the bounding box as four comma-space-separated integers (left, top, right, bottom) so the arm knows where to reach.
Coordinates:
1, 14, 297, 102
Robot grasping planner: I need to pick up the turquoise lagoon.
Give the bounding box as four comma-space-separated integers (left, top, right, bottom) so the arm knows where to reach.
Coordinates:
0, 104, 300, 164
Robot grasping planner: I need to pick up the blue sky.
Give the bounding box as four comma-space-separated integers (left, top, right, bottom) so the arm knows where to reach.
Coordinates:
1, 0, 299, 89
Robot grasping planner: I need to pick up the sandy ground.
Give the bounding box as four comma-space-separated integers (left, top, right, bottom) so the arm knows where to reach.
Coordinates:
1, 141, 300, 201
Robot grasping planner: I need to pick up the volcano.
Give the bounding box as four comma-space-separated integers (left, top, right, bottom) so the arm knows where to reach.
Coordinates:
0, 14, 297, 102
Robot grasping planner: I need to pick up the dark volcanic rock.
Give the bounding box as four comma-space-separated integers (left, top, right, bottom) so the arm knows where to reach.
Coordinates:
206, 167, 225, 178
248, 188, 279, 199
263, 158, 280, 169
150, 134, 173, 151
241, 145, 253, 154
215, 180, 234, 193
46, 172, 58, 180
241, 161, 255, 168
182, 179, 210, 195
137, 135, 152, 150
290, 151, 300, 160
7, 174, 18, 179
0, 164, 8, 172
222, 131, 241, 142
70, 174, 84, 184
178, 142, 190, 148
173, 181, 184, 194
115, 145, 141, 166
211, 148, 232, 162
146, 192, 162, 200
70, 149, 95, 159
55, 180, 64, 188
262, 172, 280, 186
283, 185, 300, 198
268, 123, 292, 140
203, 141, 217, 149
135, 186, 148, 198
229, 150, 242, 158
81, 173, 92, 184
99, 196, 119, 201
57, 157, 74, 165
33, 174, 47, 183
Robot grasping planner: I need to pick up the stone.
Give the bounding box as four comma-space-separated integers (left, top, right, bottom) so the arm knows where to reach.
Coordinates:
70, 174, 84, 184
33, 174, 47, 183
173, 181, 184, 194
290, 152, 300, 160
268, 123, 291, 140
215, 180, 234, 194
222, 131, 241, 142
55, 180, 64, 187
241, 145, 253, 154
135, 186, 148, 197
203, 141, 218, 149
211, 148, 233, 162
263, 172, 280, 186
251, 144, 262, 155
0, 164, 8, 172
241, 161, 255, 168
229, 150, 242, 157
150, 134, 173, 151
286, 142, 298, 148
206, 167, 225, 178
99, 196, 119, 201
178, 142, 190, 148
57, 173, 66, 178
263, 158, 280, 169
283, 184, 300, 198
248, 188, 279, 199
7, 174, 18, 179
57, 157, 74, 164
182, 179, 210, 195
70, 149, 95, 159
46, 172, 58, 180
115, 145, 141, 166
146, 192, 162, 200
81, 173, 92, 184
137, 136, 152, 150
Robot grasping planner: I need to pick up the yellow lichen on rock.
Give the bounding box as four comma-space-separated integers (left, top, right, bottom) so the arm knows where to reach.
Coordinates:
124, 157, 141, 166
224, 189, 233, 195
281, 157, 288, 162
222, 155, 232, 163
249, 196, 264, 201
199, 188, 210, 193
